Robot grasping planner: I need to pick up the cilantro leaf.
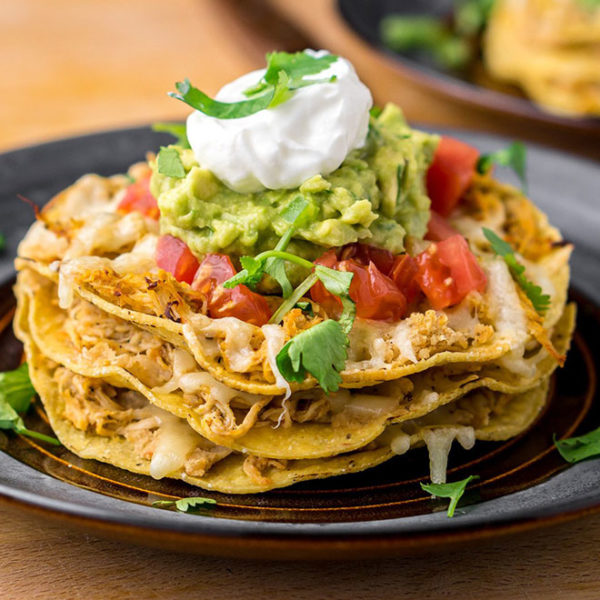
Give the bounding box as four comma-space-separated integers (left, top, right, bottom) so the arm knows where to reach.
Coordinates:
0, 364, 60, 445
157, 147, 186, 178
153, 496, 217, 512
223, 196, 311, 296
314, 265, 356, 335
276, 319, 348, 393
169, 78, 274, 119
477, 141, 527, 191
151, 122, 190, 149
421, 475, 479, 517
554, 428, 600, 464
170, 52, 338, 120
483, 228, 551, 315
0, 233, 5, 252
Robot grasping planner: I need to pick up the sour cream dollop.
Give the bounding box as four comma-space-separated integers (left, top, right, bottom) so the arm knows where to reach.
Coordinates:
186, 50, 373, 193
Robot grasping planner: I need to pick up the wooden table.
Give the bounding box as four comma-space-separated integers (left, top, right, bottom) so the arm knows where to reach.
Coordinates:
2, 1, 599, 598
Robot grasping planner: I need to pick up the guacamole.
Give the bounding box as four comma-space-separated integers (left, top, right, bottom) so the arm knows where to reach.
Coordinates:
151, 104, 438, 274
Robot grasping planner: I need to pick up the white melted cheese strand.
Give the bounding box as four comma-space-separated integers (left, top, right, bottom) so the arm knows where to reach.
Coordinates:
261, 324, 291, 399
485, 258, 528, 348
112, 233, 159, 275
390, 432, 411, 456
148, 406, 200, 480
422, 426, 475, 484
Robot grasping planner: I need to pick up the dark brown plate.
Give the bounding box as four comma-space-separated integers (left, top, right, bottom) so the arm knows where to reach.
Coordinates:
0, 126, 599, 559
338, 0, 600, 134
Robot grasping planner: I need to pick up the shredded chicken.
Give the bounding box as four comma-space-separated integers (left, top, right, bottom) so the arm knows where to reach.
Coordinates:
242, 455, 288, 486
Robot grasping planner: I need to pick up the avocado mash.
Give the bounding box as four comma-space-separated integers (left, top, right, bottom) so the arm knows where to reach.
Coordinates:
151, 104, 438, 283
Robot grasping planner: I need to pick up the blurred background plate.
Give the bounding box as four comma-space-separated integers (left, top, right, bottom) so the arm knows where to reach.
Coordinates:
336, 0, 600, 135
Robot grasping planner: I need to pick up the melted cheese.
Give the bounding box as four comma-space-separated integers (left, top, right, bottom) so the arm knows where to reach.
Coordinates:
485, 258, 528, 349
112, 233, 159, 275
390, 432, 411, 456
422, 426, 475, 484
391, 320, 417, 363
148, 406, 200, 479
261, 324, 291, 399
57, 256, 109, 309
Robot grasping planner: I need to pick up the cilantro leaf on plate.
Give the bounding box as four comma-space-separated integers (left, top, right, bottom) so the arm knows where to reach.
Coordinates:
156, 147, 186, 178
477, 141, 527, 191
0, 364, 60, 445
420, 475, 479, 517
483, 228, 551, 315
276, 319, 349, 393
153, 496, 217, 512
554, 428, 600, 464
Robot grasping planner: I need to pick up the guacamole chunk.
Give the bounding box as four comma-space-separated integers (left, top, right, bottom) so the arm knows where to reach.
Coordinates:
152, 104, 438, 276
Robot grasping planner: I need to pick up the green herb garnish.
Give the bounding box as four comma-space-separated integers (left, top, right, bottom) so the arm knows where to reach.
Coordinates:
421, 475, 479, 517
380, 16, 470, 70
223, 199, 357, 392
152, 122, 190, 149
483, 228, 551, 315
152, 496, 217, 512
477, 141, 527, 191
276, 319, 349, 394
554, 428, 600, 464
0, 364, 60, 445
0, 234, 5, 252
169, 51, 338, 119
156, 147, 186, 178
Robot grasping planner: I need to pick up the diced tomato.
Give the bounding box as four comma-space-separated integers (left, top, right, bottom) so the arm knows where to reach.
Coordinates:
156, 235, 199, 285
437, 235, 487, 297
389, 254, 421, 303
338, 243, 395, 276
415, 235, 487, 310
192, 253, 271, 326
425, 210, 459, 241
426, 136, 479, 217
117, 174, 160, 220
310, 247, 408, 321
310, 250, 343, 315
341, 260, 407, 321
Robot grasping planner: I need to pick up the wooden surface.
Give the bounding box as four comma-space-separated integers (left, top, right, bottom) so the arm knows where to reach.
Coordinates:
2, 0, 600, 598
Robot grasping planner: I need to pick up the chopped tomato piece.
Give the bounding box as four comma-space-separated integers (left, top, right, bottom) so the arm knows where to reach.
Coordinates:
117, 174, 160, 220
437, 235, 487, 297
341, 260, 407, 321
425, 210, 459, 241
338, 243, 395, 276
311, 248, 408, 321
389, 254, 421, 303
426, 136, 479, 217
156, 235, 199, 285
192, 253, 271, 326
415, 235, 487, 310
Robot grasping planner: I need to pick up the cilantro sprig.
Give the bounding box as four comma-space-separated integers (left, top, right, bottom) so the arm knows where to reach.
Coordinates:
169, 51, 338, 120
483, 228, 550, 315
156, 147, 186, 178
554, 428, 600, 464
224, 197, 356, 392
421, 475, 479, 517
152, 496, 217, 512
477, 141, 527, 191
0, 364, 60, 445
